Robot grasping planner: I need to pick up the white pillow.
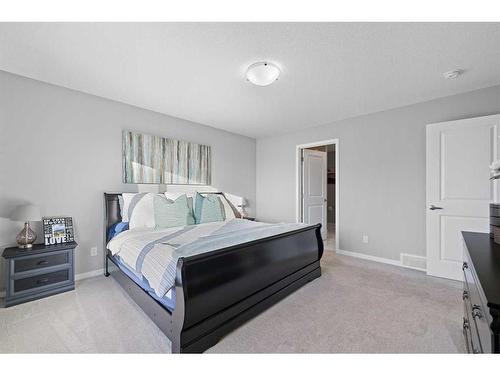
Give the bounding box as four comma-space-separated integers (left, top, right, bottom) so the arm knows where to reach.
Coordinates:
118, 195, 125, 220
121, 192, 156, 229
164, 192, 238, 220
219, 195, 237, 219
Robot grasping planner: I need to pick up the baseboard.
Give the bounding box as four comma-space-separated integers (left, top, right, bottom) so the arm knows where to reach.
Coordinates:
336, 249, 401, 266
75, 268, 104, 281
336, 249, 425, 272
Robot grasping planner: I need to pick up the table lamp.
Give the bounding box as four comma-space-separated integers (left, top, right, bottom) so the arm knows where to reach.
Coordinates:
10, 204, 41, 248
238, 198, 248, 219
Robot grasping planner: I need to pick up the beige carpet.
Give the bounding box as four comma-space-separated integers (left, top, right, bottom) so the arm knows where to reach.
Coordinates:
0, 251, 464, 353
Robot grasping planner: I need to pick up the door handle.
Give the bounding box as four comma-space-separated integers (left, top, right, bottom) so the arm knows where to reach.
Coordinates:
429, 205, 443, 210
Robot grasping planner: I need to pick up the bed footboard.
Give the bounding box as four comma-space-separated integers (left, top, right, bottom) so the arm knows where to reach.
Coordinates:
171, 224, 323, 353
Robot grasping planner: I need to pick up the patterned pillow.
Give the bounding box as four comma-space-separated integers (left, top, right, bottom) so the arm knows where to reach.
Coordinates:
165, 192, 238, 219
121, 193, 156, 229
154, 194, 195, 229
193, 192, 225, 224
164, 192, 194, 214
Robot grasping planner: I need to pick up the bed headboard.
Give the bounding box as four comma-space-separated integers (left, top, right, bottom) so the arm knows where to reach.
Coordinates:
104, 193, 122, 237
103, 191, 240, 243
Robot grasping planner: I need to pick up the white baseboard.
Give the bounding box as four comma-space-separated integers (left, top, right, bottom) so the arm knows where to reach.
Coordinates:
336, 249, 401, 266
336, 249, 425, 272
75, 268, 104, 281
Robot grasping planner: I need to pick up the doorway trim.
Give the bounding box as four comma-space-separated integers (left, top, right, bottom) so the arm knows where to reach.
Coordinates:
296, 138, 339, 250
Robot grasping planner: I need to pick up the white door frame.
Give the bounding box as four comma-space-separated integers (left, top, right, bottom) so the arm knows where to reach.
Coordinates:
296, 138, 339, 250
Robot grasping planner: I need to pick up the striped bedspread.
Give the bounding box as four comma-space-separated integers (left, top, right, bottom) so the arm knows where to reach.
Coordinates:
107, 218, 309, 298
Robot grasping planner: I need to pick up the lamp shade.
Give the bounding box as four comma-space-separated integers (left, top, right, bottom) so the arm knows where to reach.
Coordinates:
10, 204, 41, 222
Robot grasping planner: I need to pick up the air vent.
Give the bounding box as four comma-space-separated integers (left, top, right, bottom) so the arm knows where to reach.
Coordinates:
400, 253, 426, 271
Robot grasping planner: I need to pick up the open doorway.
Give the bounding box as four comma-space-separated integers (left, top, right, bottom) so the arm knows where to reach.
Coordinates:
296, 139, 339, 251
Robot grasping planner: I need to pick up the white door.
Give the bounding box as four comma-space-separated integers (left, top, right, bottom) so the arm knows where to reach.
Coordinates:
426, 114, 500, 280
302, 149, 327, 239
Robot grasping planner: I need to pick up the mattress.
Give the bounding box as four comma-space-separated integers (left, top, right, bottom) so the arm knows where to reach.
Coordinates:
111, 254, 176, 311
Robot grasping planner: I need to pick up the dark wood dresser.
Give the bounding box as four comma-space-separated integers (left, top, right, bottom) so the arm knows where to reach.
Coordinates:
462, 232, 500, 353
2, 242, 77, 307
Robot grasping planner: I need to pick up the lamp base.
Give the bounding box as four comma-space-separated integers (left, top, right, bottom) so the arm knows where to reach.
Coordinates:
17, 243, 33, 249
16, 222, 37, 249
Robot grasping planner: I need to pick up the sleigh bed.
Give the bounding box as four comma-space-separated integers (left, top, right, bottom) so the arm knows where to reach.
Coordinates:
103, 192, 323, 353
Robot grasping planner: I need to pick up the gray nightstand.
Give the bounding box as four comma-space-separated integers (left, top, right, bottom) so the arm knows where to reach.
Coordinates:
2, 242, 77, 307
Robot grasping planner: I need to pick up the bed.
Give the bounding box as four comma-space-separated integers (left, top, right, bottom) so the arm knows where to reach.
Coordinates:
103, 192, 323, 353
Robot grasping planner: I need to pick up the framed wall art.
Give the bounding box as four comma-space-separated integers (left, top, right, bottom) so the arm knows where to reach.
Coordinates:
122, 130, 211, 185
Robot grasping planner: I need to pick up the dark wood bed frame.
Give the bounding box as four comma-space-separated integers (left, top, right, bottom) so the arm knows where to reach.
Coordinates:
103, 192, 323, 353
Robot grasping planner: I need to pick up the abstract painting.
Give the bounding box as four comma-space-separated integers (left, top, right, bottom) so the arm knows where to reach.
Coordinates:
122, 130, 211, 185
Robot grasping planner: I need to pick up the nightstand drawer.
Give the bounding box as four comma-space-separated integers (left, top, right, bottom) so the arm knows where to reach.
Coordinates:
14, 269, 70, 293
14, 251, 69, 273
3, 242, 77, 307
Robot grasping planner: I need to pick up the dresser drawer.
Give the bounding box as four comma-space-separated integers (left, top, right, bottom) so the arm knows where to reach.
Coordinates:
463, 299, 482, 353
13, 269, 70, 293
14, 251, 69, 273
463, 259, 492, 353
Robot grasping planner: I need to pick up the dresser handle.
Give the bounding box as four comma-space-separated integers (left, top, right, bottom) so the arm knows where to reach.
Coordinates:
36, 278, 49, 284
37, 260, 49, 266
463, 318, 470, 330
462, 262, 468, 270
463, 291, 469, 300
472, 305, 483, 319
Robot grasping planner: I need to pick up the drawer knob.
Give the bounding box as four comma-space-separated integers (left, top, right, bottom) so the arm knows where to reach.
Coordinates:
463, 291, 469, 300
37, 260, 49, 266
472, 305, 483, 319
462, 262, 468, 270
463, 318, 470, 330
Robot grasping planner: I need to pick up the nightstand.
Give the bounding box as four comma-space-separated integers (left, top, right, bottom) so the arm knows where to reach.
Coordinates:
2, 242, 77, 307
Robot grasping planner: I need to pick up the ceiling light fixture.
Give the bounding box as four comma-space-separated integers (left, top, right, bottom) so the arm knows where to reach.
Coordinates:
443, 69, 464, 79
246, 62, 280, 86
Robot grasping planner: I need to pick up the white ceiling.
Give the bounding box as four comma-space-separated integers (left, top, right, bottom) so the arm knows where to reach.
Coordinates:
1, 23, 500, 138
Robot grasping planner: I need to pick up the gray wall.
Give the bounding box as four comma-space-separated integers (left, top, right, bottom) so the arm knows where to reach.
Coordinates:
0, 70, 256, 291
256, 85, 500, 261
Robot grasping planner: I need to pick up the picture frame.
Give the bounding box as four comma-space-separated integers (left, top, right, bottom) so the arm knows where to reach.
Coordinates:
122, 130, 211, 185
42, 216, 74, 245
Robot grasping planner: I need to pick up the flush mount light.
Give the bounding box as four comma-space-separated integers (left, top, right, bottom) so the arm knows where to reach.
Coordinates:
443, 69, 464, 79
246, 62, 280, 86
